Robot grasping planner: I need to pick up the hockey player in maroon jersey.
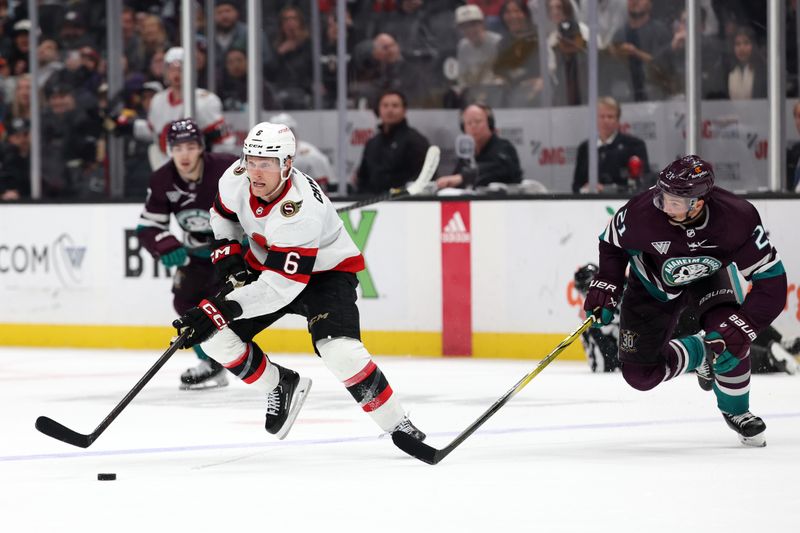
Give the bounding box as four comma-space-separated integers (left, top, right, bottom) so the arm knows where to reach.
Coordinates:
171, 121, 426, 442
136, 118, 239, 390
584, 155, 787, 447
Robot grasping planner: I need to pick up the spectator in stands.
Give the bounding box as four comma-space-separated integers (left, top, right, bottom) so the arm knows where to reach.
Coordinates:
351, 33, 419, 109
41, 82, 101, 197
36, 39, 63, 90
436, 102, 522, 189
9, 19, 30, 75
608, 0, 671, 102
786, 101, 800, 192
0, 0, 12, 60
270, 112, 338, 193
7, 73, 31, 124
493, 0, 545, 108
726, 25, 766, 100
0, 117, 30, 200
320, 10, 358, 108
575, 0, 628, 51
214, 0, 248, 72
122, 5, 146, 74
60, 9, 96, 52
266, 6, 313, 109
452, 4, 502, 105
655, 7, 727, 100
148, 48, 166, 81
546, 0, 590, 106
356, 90, 430, 194
140, 14, 171, 73
218, 47, 247, 110
571, 95, 650, 193
469, 0, 505, 34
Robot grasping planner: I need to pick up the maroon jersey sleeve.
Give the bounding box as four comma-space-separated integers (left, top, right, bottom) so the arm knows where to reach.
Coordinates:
137, 164, 182, 257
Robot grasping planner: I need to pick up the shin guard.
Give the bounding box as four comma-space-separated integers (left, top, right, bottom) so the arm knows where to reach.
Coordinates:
201, 328, 279, 393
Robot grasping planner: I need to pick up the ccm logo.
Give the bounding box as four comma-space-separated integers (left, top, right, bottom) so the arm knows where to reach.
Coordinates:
589, 280, 617, 292
211, 243, 242, 263
729, 313, 757, 341
201, 301, 228, 329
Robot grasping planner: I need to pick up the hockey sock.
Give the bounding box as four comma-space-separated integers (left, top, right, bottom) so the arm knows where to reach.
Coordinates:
661, 334, 705, 381
192, 344, 211, 361
713, 352, 751, 415
202, 328, 279, 393
317, 337, 405, 432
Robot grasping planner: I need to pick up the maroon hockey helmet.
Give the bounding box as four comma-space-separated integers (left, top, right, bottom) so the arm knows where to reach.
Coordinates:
167, 118, 204, 149
656, 155, 715, 199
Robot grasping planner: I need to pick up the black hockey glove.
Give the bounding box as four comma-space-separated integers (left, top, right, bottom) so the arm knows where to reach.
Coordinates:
172, 296, 243, 348
211, 239, 250, 288
583, 278, 621, 327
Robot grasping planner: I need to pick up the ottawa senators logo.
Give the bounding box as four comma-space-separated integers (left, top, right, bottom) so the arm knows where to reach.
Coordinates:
233, 166, 246, 175
280, 200, 302, 217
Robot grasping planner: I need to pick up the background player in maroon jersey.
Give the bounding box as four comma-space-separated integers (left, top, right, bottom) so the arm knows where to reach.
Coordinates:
136, 118, 239, 390
584, 155, 787, 447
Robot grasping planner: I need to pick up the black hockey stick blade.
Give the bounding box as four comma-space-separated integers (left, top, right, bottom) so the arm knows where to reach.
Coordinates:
393, 316, 595, 465
35, 416, 95, 448
336, 145, 440, 213
35, 331, 189, 448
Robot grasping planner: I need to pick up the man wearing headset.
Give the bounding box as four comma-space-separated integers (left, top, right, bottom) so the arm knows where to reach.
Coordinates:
435, 103, 522, 189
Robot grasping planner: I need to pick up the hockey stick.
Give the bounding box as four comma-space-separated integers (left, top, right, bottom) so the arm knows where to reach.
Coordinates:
336, 145, 440, 213
35, 331, 189, 448
392, 316, 595, 465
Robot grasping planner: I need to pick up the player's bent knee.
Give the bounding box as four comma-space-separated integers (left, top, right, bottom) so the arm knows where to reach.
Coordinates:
316, 337, 371, 382
621, 362, 663, 391
200, 327, 247, 365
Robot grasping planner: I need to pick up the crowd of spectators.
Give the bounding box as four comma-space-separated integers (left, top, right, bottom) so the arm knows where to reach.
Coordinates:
0, 0, 795, 201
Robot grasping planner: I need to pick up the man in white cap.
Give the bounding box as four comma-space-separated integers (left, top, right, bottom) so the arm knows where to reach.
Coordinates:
454, 4, 501, 94
268, 112, 338, 194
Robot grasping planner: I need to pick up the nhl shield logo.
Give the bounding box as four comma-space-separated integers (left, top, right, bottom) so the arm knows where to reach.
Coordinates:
620, 329, 639, 353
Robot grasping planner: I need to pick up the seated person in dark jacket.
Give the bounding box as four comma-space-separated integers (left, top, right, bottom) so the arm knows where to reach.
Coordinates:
787, 100, 800, 192
356, 90, 431, 194
572, 96, 650, 193
435, 103, 522, 189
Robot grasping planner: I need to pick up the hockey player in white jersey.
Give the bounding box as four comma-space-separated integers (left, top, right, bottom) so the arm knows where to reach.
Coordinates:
129, 47, 236, 169
268, 112, 337, 193
172, 121, 425, 442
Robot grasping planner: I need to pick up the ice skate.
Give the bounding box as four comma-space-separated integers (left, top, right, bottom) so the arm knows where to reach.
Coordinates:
695, 358, 714, 391
179, 359, 229, 390
722, 411, 766, 447
768, 342, 798, 375
391, 415, 426, 441
265, 364, 312, 440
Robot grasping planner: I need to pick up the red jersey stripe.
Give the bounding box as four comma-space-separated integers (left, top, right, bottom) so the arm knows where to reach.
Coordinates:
223, 343, 251, 370
242, 356, 267, 384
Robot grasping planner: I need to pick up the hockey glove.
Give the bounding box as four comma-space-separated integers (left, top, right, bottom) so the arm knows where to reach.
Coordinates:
583, 278, 621, 327
172, 296, 243, 348
703, 308, 757, 374
211, 239, 250, 288
160, 246, 189, 267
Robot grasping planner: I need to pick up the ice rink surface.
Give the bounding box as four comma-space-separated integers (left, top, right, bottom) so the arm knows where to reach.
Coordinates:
1, 346, 798, 533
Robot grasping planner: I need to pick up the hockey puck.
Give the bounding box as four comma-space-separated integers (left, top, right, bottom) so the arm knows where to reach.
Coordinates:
97, 473, 117, 481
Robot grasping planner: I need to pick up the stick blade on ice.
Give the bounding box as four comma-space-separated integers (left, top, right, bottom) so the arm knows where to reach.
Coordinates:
35, 416, 93, 448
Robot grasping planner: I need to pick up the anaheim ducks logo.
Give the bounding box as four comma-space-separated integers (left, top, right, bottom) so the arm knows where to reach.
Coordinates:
233, 166, 246, 175
280, 200, 302, 217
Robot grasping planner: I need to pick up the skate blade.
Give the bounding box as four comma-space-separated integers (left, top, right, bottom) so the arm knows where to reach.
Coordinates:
738, 433, 766, 447
275, 378, 312, 441
179, 376, 230, 391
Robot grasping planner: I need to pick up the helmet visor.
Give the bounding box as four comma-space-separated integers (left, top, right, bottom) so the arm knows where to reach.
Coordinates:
653, 190, 697, 214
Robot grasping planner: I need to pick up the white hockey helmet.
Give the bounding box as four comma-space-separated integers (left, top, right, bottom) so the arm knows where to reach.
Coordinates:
268, 112, 298, 131
241, 121, 296, 170
164, 46, 184, 65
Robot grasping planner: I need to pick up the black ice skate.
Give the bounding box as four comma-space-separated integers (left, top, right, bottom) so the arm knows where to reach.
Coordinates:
722, 411, 767, 447
265, 364, 312, 440
695, 358, 714, 392
180, 359, 229, 390
392, 416, 426, 441
768, 342, 798, 375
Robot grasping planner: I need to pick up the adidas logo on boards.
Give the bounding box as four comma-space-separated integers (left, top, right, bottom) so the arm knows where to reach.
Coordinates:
442, 211, 470, 243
